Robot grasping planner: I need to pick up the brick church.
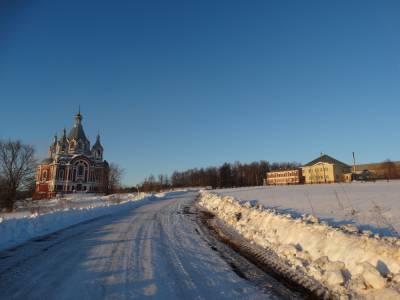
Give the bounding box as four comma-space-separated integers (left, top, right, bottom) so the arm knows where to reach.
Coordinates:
33, 111, 109, 199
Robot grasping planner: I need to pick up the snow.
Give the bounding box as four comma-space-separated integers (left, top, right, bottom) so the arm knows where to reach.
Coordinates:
214, 181, 400, 237
0, 193, 150, 252
2, 192, 147, 220
0, 191, 272, 299
199, 190, 400, 299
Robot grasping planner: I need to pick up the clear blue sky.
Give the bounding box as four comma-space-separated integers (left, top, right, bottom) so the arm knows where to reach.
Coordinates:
1, 1, 400, 185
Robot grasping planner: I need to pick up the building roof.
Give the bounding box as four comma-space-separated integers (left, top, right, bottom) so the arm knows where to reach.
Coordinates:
68, 113, 89, 143
91, 134, 103, 151
68, 124, 89, 142
58, 128, 68, 145
267, 168, 300, 173
41, 158, 53, 164
303, 154, 350, 168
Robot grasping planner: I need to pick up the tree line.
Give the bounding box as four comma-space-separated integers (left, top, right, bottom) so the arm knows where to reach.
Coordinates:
134, 159, 400, 193
135, 161, 301, 193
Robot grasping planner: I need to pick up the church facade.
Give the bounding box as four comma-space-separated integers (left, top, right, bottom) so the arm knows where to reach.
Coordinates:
33, 112, 109, 199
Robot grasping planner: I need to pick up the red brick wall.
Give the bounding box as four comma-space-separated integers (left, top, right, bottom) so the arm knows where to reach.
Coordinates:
34, 164, 53, 199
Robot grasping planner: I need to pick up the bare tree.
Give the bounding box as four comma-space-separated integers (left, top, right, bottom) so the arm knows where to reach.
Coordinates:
381, 159, 398, 181
158, 174, 164, 187
107, 163, 124, 194
0, 140, 36, 211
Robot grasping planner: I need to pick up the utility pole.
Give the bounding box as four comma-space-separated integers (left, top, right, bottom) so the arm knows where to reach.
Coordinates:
352, 152, 356, 173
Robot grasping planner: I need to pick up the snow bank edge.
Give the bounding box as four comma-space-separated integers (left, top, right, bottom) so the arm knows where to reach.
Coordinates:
198, 191, 400, 299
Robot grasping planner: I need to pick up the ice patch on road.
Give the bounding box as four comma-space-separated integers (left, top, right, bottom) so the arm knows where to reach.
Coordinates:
199, 191, 400, 299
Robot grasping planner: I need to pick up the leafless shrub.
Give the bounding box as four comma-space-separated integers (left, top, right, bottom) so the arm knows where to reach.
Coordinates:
339, 184, 359, 222
26, 200, 41, 215
109, 194, 122, 204
59, 197, 70, 209
371, 201, 399, 238
107, 163, 124, 194
304, 190, 316, 217
333, 189, 344, 210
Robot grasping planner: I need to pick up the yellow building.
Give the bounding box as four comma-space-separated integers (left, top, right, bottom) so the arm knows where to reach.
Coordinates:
301, 154, 351, 184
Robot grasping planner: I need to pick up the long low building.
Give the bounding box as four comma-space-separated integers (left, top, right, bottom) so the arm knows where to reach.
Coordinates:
266, 169, 303, 185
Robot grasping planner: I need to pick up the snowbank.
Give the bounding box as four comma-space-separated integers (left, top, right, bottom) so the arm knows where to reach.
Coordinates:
3, 192, 148, 220
215, 182, 400, 238
199, 191, 400, 299
0, 193, 149, 252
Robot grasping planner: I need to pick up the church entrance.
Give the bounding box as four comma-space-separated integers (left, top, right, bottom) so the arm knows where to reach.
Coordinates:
77, 184, 82, 191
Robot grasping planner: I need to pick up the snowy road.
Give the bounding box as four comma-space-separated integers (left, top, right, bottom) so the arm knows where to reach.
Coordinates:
0, 191, 296, 300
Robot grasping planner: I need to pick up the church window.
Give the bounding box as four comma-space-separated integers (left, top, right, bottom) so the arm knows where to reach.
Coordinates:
95, 170, 100, 182
42, 170, 48, 181
78, 165, 84, 176
59, 170, 64, 181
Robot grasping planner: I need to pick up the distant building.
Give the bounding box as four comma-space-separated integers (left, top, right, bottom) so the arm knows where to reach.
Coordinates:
33, 111, 109, 199
352, 169, 375, 182
355, 161, 400, 180
301, 154, 351, 184
266, 169, 303, 185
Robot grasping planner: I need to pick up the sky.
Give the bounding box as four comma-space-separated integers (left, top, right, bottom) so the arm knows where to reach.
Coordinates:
1, 0, 400, 185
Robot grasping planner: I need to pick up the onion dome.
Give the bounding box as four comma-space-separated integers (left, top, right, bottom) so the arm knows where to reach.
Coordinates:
91, 133, 103, 159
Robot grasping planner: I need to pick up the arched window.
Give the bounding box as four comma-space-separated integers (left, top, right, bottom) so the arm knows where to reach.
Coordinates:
78, 165, 84, 176
73, 160, 89, 182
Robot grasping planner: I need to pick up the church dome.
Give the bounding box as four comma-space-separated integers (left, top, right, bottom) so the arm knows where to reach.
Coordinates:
68, 112, 89, 143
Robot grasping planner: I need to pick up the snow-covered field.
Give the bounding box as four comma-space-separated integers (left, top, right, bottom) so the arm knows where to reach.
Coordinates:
1, 192, 146, 220
0, 193, 150, 252
215, 181, 400, 237
199, 189, 400, 299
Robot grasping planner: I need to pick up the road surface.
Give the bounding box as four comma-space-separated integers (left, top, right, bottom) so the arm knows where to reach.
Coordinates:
0, 191, 298, 300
